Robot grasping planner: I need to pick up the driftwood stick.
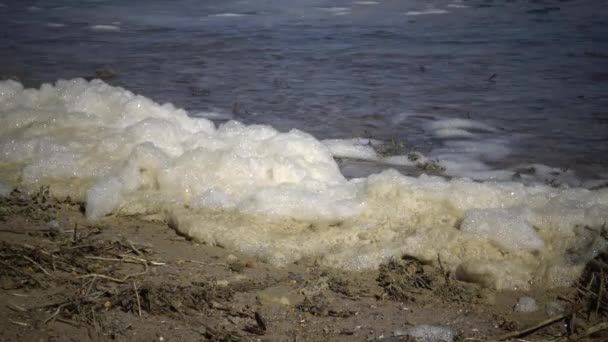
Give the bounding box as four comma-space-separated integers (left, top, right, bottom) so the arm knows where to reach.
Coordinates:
133, 281, 142, 317
497, 312, 571, 341
78, 260, 148, 284
22, 255, 51, 276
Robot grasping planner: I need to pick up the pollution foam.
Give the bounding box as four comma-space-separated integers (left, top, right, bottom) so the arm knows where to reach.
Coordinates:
1, 79, 607, 290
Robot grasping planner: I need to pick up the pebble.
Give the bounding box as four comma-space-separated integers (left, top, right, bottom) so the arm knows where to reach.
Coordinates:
514, 296, 538, 313
393, 324, 455, 342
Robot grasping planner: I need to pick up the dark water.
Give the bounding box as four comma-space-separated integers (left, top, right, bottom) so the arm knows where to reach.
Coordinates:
1, 0, 607, 176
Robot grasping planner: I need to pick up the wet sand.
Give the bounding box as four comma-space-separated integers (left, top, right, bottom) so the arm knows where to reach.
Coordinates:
0, 189, 606, 341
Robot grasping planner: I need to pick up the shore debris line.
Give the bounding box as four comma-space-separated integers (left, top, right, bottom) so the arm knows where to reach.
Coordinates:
0, 189, 255, 340
0, 188, 607, 341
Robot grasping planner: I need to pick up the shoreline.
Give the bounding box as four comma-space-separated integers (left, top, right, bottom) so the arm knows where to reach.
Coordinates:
1, 190, 606, 341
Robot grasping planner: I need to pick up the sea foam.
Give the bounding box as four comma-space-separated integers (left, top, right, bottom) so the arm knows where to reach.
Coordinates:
1, 79, 606, 289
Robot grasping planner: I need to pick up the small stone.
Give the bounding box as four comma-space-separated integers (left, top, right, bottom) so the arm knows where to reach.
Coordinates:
514, 296, 538, 313
394, 325, 455, 342
216, 279, 230, 287
226, 254, 238, 263
257, 291, 292, 306
48, 220, 60, 228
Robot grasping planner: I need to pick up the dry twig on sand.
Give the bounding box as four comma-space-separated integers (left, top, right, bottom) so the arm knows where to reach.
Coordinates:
496, 311, 574, 341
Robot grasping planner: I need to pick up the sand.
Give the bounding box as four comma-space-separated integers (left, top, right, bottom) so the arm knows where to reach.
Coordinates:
0, 189, 606, 341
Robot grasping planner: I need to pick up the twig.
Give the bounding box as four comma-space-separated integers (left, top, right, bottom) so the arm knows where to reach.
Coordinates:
0, 228, 28, 234
22, 255, 51, 276
496, 311, 573, 340
556, 322, 608, 341
133, 281, 142, 317
126, 240, 142, 256
84, 276, 97, 297
8, 319, 29, 327
6, 303, 27, 312
29, 299, 71, 310
84, 256, 122, 262
122, 255, 166, 266
10, 292, 30, 297
182, 259, 227, 267
0, 260, 29, 276
575, 322, 608, 339
72, 223, 78, 242
78, 260, 149, 283
85, 255, 166, 266
55, 317, 80, 327
596, 271, 605, 315
0, 260, 41, 285
437, 253, 450, 284
254, 311, 267, 331
44, 304, 66, 324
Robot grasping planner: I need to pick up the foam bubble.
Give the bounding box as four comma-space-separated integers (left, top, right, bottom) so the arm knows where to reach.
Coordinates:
210, 13, 246, 17
447, 3, 469, 9
424, 118, 516, 180
318, 7, 352, 15
461, 208, 544, 252
323, 139, 378, 161
47, 23, 67, 28
1, 79, 607, 290
427, 118, 497, 133
405, 9, 449, 16
191, 111, 234, 121
89, 24, 121, 32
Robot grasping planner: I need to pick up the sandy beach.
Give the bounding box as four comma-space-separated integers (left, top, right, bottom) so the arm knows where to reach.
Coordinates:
1, 188, 606, 341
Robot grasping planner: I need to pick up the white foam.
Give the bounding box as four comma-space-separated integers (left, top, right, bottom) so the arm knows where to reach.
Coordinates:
427, 118, 496, 133
424, 118, 516, 180
461, 208, 544, 252
433, 128, 476, 139
353, 1, 379, 5
318, 7, 350, 12
191, 111, 234, 121
390, 112, 416, 125
381, 155, 416, 167
210, 13, 246, 17
405, 9, 449, 16
1, 79, 607, 290
323, 139, 378, 161
447, 4, 469, 9
318, 7, 352, 15
89, 24, 121, 32
516, 164, 581, 187
46, 23, 67, 28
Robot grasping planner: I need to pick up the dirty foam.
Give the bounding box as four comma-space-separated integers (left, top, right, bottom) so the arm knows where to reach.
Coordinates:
1, 79, 606, 290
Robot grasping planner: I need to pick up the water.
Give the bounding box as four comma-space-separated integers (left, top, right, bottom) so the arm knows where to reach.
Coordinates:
2, 0, 607, 179
2, 0, 608, 288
